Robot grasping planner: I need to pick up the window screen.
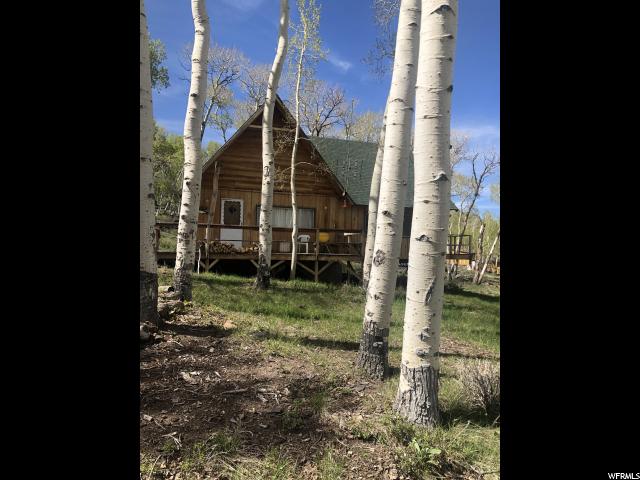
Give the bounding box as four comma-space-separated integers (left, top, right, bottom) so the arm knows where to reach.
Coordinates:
255, 206, 315, 228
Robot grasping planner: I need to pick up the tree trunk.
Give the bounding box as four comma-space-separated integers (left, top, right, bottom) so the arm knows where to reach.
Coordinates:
449, 209, 463, 278
471, 219, 479, 271
256, 0, 289, 289
173, 0, 210, 300
362, 99, 389, 290
140, 0, 158, 324
394, 0, 457, 427
475, 228, 499, 284
356, 0, 421, 379
289, 29, 306, 280
205, 160, 220, 244
473, 223, 485, 280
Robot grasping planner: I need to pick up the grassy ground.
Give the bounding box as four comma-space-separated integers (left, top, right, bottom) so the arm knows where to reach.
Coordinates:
158, 228, 178, 251
142, 269, 500, 479
160, 269, 499, 358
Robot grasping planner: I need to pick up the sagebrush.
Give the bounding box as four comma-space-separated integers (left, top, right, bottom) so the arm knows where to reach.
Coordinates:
457, 359, 500, 418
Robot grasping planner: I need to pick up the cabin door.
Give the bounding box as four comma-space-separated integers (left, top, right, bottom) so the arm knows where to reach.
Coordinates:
220, 199, 243, 248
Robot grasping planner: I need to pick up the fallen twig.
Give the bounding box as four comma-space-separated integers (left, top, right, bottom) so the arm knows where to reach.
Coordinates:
221, 388, 249, 395
161, 432, 182, 449
335, 438, 349, 448
146, 454, 162, 480
480, 470, 500, 478
490, 415, 500, 427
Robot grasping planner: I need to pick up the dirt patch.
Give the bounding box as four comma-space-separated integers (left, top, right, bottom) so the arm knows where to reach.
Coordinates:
141, 307, 492, 479
141, 312, 395, 478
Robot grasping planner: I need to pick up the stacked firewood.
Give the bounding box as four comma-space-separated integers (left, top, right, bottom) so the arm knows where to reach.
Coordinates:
241, 243, 259, 254
206, 241, 259, 255
208, 241, 237, 254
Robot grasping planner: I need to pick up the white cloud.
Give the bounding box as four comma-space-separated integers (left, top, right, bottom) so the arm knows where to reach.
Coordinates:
327, 53, 352, 73
453, 123, 500, 143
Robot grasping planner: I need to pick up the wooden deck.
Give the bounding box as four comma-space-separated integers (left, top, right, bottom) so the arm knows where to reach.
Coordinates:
157, 222, 363, 282
156, 223, 474, 282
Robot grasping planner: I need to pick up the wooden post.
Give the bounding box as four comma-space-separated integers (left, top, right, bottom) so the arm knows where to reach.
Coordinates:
317, 261, 334, 277
314, 260, 319, 282
250, 259, 260, 273
205, 160, 220, 245
345, 261, 362, 284
154, 226, 161, 252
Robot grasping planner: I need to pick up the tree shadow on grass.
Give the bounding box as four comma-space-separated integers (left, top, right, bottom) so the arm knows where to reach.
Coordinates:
161, 322, 229, 338
440, 402, 500, 428
439, 351, 499, 361
252, 328, 402, 353
450, 288, 500, 303
195, 274, 349, 296
195, 281, 341, 320
253, 329, 359, 351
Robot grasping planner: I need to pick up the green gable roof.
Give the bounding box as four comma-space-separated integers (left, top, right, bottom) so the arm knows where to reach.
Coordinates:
308, 136, 458, 211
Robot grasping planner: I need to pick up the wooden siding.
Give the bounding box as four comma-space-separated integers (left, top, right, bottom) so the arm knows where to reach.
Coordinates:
198, 110, 366, 248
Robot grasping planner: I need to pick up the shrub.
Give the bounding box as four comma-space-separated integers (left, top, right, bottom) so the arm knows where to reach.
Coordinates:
396, 438, 443, 480
457, 359, 500, 418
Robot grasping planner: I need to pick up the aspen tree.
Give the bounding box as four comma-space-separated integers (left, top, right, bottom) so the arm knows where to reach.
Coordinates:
475, 228, 499, 285
173, 0, 210, 300
289, 0, 322, 280
256, 0, 289, 289
140, 0, 158, 324
362, 100, 389, 290
394, 0, 458, 426
356, 0, 421, 378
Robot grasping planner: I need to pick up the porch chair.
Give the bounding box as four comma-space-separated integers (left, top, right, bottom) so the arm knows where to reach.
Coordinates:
297, 234, 310, 254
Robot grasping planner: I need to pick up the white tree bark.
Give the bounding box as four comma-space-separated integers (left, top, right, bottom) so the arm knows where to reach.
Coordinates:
474, 222, 485, 276
256, 0, 289, 289
140, 0, 158, 324
475, 228, 499, 284
289, 20, 306, 281
362, 99, 389, 290
356, 0, 421, 379
173, 0, 210, 300
394, 0, 458, 426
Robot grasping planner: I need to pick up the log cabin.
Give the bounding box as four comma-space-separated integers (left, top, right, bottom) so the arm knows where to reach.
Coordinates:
156, 96, 472, 282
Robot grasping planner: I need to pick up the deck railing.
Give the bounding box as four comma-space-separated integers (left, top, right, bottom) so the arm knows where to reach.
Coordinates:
156, 222, 364, 258
157, 222, 473, 261
399, 234, 473, 260
446, 234, 473, 255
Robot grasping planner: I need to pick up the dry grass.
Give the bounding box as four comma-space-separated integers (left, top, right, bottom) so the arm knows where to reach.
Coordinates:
456, 359, 500, 418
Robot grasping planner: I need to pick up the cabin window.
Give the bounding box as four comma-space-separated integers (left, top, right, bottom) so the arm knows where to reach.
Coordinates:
255, 205, 315, 228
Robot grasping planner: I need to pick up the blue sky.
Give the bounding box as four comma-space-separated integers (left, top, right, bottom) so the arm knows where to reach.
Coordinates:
147, 0, 500, 216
